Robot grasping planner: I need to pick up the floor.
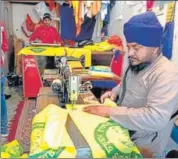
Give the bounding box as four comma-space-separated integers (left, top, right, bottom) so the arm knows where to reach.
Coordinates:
1, 82, 23, 144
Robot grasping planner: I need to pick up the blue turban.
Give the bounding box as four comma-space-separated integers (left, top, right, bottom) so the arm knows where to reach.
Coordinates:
124, 12, 163, 47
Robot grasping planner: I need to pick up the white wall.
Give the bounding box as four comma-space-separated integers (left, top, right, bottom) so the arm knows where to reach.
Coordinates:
172, 2, 178, 67
12, 3, 40, 41
108, 1, 148, 72
108, 1, 178, 69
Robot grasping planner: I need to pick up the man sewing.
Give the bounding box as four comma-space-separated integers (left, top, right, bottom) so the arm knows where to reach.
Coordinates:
29, 13, 62, 69
83, 12, 178, 157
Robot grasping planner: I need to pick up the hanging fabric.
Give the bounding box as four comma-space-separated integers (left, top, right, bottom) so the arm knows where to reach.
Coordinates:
101, 0, 116, 36
70, 1, 82, 35
92, 12, 102, 43
47, 0, 55, 11
34, 1, 50, 20
91, 1, 101, 16
85, 1, 101, 18
21, 14, 36, 37
162, 2, 176, 59
76, 14, 96, 42
60, 3, 76, 41
100, 1, 110, 21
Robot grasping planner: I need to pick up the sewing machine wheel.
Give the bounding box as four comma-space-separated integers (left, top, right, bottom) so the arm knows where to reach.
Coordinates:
51, 79, 62, 94
61, 56, 67, 65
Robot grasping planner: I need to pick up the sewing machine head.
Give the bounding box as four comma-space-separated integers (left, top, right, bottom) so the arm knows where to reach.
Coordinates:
51, 74, 92, 108
52, 55, 92, 107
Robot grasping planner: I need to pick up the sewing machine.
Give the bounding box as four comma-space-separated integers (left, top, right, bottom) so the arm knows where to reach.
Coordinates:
51, 56, 92, 108
18, 45, 92, 98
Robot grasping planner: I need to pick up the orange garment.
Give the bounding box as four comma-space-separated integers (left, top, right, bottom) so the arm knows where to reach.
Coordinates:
85, 1, 101, 17
91, 1, 101, 16
69, 1, 83, 36
107, 35, 124, 52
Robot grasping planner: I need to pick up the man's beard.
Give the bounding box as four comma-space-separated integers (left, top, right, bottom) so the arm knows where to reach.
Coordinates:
128, 57, 151, 74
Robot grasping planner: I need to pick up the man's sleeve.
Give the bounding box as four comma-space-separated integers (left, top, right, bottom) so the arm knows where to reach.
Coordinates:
110, 71, 178, 132
111, 84, 121, 96
54, 29, 62, 44
29, 27, 40, 42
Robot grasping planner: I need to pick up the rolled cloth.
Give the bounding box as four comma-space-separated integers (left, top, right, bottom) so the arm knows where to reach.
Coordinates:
124, 12, 163, 47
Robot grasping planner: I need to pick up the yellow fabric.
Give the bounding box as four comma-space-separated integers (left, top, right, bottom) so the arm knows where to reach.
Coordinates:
1, 152, 11, 158
1, 104, 141, 158
66, 104, 87, 111
68, 61, 83, 72
71, 1, 82, 35
166, 2, 175, 23
66, 101, 116, 111
18, 46, 91, 67
103, 98, 117, 107
69, 111, 142, 158
40, 105, 68, 150
1, 140, 24, 157
65, 47, 91, 67
19, 153, 28, 158
84, 41, 113, 51
1, 140, 27, 158
29, 104, 76, 158
18, 46, 65, 56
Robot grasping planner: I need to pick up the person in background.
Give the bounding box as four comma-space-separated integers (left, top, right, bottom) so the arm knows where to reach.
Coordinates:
29, 13, 62, 44
29, 13, 63, 69
1, 22, 9, 137
83, 12, 178, 157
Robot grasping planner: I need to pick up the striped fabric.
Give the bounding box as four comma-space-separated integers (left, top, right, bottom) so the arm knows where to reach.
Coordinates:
162, 2, 175, 59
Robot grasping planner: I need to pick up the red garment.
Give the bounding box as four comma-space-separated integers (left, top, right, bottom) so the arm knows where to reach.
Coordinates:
26, 14, 35, 32
146, 0, 154, 11
110, 51, 123, 84
21, 14, 36, 37
0, 22, 8, 65
45, 0, 55, 11
29, 25, 62, 44
107, 35, 124, 51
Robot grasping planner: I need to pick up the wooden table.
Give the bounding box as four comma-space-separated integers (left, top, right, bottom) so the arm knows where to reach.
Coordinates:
36, 87, 100, 113
72, 68, 121, 82
36, 87, 60, 113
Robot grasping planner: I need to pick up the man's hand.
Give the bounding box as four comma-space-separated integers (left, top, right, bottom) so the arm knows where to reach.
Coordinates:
100, 91, 117, 103
83, 106, 112, 118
